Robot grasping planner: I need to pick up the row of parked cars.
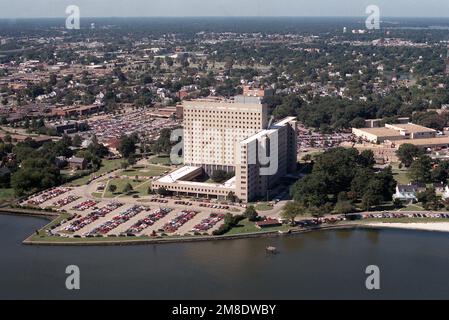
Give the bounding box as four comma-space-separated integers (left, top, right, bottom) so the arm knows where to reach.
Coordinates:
126, 208, 173, 235
26, 187, 72, 206
163, 210, 198, 233
199, 203, 230, 210
294, 216, 348, 228
150, 198, 169, 204
63, 202, 124, 233
86, 205, 148, 236
363, 212, 449, 219
192, 213, 225, 233
72, 200, 98, 211
53, 196, 80, 209
175, 201, 193, 206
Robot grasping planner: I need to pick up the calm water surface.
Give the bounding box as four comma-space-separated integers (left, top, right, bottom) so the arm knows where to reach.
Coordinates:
1, 214, 449, 300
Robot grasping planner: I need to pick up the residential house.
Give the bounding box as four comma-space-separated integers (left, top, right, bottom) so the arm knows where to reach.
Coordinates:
393, 184, 426, 204
67, 157, 87, 170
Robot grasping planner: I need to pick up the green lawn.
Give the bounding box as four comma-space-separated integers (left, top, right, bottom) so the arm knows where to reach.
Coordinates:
399, 204, 425, 211
132, 180, 152, 197
66, 159, 123, 186
392, 167, 411, 185
254, 203, 274, 211
103, 178, 149, 198
225, 219, 289, 235
149, 155, 172, 166
121, 165, 168, 178
0, 188, 15, 203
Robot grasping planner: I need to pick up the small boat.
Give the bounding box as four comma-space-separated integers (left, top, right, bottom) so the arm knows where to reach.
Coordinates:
266, 246, 278, 254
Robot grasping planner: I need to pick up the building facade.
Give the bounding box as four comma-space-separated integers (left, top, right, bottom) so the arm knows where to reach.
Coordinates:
153, 98, 298, 203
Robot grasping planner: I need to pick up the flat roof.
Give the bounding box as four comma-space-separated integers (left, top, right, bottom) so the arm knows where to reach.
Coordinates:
156, 166, 236, 189
389, 123, 436, 133
354, 127, 401, 137
395, 137, 449, 147
157, 166, 201, 183
161, 180, 235, 190
183, 100, 264, 112
240, 117, 296, 144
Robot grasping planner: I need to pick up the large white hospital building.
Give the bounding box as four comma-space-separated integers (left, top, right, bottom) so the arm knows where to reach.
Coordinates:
152, 98, 298, 202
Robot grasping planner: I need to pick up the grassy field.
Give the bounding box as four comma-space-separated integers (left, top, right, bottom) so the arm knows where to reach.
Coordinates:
132, 180, 152, 197
149, 155, 172, 166
121, 165, 168, 178
399, 204, 425, 211
392, 166, 411, 185
103, 178, 150, 198
254, 203, 274, 211
0, 188, 15, 203
66, 159, 123, 186
225, 219, 289, 235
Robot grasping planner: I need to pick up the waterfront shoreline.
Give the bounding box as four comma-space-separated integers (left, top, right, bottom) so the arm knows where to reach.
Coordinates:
4, 208, 449, 247
22, 224, 357, 246
22, 222, 449, 247
363, 222, 449, 233
0, 206, 59, 218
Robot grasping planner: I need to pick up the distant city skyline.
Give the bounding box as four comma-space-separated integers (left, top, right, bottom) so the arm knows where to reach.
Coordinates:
0, 0, 448, 19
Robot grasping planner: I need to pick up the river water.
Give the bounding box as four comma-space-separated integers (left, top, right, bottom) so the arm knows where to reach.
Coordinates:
1, 214, 449, 300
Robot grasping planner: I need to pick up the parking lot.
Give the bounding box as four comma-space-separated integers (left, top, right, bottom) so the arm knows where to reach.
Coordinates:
22, 187, 231, 238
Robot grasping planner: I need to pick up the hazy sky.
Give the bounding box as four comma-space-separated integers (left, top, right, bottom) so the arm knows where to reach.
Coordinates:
0, 0, 448, 18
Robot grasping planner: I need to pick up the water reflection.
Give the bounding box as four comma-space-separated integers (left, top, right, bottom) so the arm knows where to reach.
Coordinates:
3, 214, 449, 299
365, 229, 380, 245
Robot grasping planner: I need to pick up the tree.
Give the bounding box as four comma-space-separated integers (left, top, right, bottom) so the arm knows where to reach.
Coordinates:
375, 167, 397, 202
334, 200, 354, 215
408, 156, 432, 183
361, 191, 383, 211
244, 206, 259, 222
357, 150, 375, 168
412, 111, 449, 131
72, 134, 82, 147
397, 144, 423, 167
108, 184, 117, 193
350, 117, 366, 128
123, 183, 133, 194
293, 173, 329, 208
152, 129, 172, 155
302, 154, 312, 163
431, 165, 449, 184
11, 158, 61, 196
118, 135, 136, 158
87, 136, 109, 158
351, 167, 374, 198
121, 162, 129, 170
128, 153, 137, 166
227, 191, 236, 203
281, 202, 306, 226
417, 187, 441, 210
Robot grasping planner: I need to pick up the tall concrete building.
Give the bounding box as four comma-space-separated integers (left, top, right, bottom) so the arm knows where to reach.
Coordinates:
183, 100, 268, 174
153, 97, 297, 203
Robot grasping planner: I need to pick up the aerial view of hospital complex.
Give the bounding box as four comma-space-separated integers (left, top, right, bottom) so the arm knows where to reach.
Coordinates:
153, 96, 297, 203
